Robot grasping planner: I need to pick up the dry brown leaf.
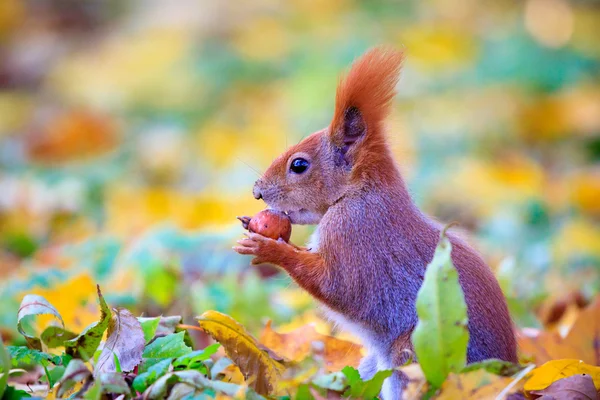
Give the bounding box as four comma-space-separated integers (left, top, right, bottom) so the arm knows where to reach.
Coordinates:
436, 369, 522, 399
529, 374, 598, 399
259, 320, 363, 372
95, 308, 145, 375
518, 295, 600, 365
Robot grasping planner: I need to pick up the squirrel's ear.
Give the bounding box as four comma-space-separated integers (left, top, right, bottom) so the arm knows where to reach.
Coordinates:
340, 106, 366, 147
330, 47, 403, 148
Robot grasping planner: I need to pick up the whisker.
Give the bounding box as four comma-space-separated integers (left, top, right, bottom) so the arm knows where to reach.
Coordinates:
235, 157, 262, 177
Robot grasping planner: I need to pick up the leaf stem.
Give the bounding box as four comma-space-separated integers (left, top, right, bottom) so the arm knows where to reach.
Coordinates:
495, 363, 535, 400
177, 324, 205, 332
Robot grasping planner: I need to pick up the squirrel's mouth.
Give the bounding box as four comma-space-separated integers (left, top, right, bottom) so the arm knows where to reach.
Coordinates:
281, 208, 321, 225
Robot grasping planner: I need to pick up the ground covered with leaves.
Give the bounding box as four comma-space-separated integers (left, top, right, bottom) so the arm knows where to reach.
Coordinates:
1, 0, 600, 399
2, 231, 600, 399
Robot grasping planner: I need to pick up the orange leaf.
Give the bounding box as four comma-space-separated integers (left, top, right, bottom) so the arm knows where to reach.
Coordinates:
259, 321, 363, 372
518, 295, 600, 365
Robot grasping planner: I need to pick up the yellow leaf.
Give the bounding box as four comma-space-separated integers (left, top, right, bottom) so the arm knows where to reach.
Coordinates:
438, 369, 520, 399
524, 359, 600, 392
26, 273, 99, 335
197, 311, 285, 396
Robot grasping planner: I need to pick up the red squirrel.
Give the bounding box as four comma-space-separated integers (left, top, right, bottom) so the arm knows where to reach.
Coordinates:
234, 47, 517, 398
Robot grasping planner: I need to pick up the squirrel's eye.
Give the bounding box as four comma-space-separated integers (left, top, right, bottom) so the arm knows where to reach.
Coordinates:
290, 158, 310, 174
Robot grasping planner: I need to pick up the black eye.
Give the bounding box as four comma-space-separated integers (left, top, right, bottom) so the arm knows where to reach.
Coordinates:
290, 158, 310, 174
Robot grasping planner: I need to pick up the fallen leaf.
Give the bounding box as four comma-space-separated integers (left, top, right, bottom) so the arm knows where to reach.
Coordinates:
138, 317, 161, 344
342, 366, 393, 399
40, 327, 77, 349
172, 343, 220, 372
17, 294, 64, 350
143, 369, 264, 399
28, 274, 100, 335
56, 359, 92, 398
260, 321, 362, 372
529, 374, 598, 399
437, 369, 522, 399
64, 285, 112, 360
95, 308, 145, 376
143, 331, 191, 359
132, 358, 172, 394
519, 296, 600, 365
197, 311, 285, 396
0, 337, 9, 399
524, 359, 600, 392
412, 227, 469, 388
94, 372, 131, 397
462, 359, 523, 376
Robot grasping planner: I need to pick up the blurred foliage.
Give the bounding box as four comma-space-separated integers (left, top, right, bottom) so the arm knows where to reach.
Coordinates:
0, 0, 599, 397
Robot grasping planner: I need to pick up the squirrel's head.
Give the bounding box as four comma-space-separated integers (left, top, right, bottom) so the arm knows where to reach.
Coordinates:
253, 47, 404, 224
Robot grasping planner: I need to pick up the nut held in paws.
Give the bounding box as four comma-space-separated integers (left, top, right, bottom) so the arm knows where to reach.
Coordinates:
248, 210, 292, 242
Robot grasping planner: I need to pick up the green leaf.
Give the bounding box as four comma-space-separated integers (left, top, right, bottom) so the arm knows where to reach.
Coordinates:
295, 384, 316, 400
138, 317, 161, 343
56, 359, 92, 398
40, 365, 66, 388
40, 326, 78, 348
144, 370, 265, 400
113, 352, 122, 373
132, 358, 172, 393
143, 331, 192, 359
7, 346, 63, 368
83, 380, 102, 400
342, 366, 392, 399
64, 285, 112, 360
461, 358, 523, 376
95, 308, 145, 375
17, 294, 64, 350
411, 227, 470, 388
172, 343, 220, 372
2, 385, 32, 399
0, 337, 9, 399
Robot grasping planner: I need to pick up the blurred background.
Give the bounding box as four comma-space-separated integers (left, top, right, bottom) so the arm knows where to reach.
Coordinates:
0, 0, 599, 342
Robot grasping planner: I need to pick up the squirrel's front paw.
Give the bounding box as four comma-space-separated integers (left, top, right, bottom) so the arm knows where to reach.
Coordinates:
233, 232, 292, 266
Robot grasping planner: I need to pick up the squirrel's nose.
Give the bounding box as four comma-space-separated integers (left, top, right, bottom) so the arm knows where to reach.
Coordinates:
253, 185, 263, 200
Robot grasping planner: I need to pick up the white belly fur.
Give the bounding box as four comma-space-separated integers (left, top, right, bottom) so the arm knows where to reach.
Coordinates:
307, 228, 382, 357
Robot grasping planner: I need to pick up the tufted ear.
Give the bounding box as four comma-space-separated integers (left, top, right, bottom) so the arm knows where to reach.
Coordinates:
330, 47, 403, 149
341, 106, 366, 148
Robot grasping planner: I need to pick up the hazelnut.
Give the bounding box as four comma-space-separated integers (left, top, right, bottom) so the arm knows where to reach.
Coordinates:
248, 210, 292, 242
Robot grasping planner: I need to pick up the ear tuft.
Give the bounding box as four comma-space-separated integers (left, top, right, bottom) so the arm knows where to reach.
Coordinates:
331, 47, 404, 145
